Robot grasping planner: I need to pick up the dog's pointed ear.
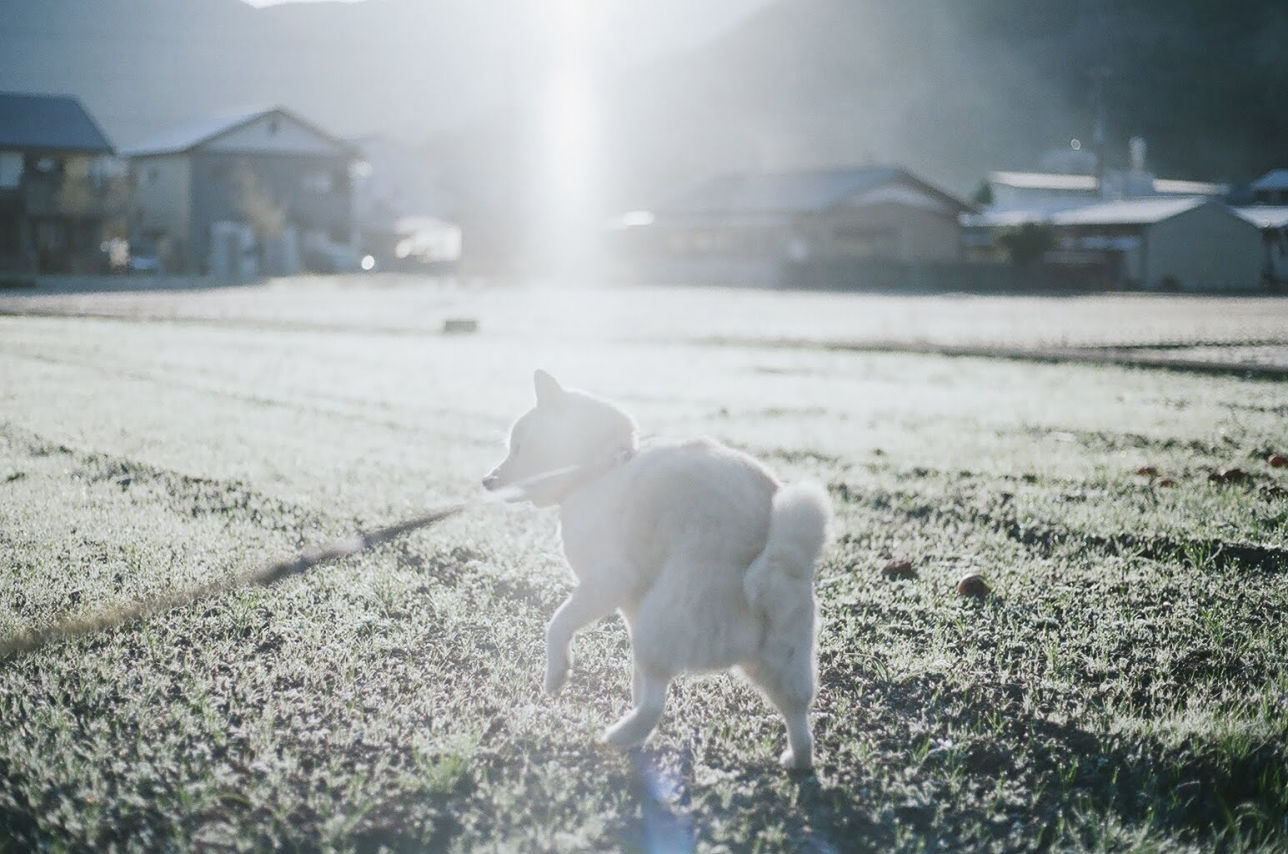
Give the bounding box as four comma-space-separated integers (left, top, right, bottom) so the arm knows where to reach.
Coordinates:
533, 369, 567, 408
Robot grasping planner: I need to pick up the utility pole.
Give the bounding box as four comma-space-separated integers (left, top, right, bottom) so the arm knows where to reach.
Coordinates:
1089, 64, 1112, 198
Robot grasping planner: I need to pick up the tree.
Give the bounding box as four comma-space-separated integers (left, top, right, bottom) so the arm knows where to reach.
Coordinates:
971, 181, 994, 208
996, 222, 1055, 267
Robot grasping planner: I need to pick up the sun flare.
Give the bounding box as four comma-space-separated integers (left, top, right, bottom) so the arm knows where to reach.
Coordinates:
530, 0, 601, 270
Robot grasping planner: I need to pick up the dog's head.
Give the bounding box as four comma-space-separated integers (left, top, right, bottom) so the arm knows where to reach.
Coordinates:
483, 370, 638, 506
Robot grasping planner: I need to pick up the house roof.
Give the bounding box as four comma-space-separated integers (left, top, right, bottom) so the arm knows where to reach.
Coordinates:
1049, 196, 1208, 226
1153, 178, 1228, 196
658, 166, 970, 216
960, 209, 1052, 229
124, 106, 352, 158
989, 171, 1099, 192
990, 170, 1226, 198
1234, 206, 1288, 229
0, 91, 113, 154
1251, 169, 1288, 192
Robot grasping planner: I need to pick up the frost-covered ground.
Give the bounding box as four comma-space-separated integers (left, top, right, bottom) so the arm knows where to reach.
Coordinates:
1, 277, 1286, 851
3, 274, 1288, 348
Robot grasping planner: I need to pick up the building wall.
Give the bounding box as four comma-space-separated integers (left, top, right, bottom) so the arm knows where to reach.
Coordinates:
804, 202, 962, 262
614, 200, 964, 284
1266, 228, 1288, 285
0, 151, 116, 273
189, 151, 352, 273
129, 154, 191, 270
1146, 204, 1265, 291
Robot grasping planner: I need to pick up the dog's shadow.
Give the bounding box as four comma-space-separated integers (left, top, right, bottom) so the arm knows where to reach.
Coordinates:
618, 745, 849, 854
622, 747, 697, 854
612, 665, 1288, 853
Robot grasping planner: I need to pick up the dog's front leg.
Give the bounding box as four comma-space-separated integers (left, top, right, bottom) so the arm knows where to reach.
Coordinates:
545, 586, 615, 695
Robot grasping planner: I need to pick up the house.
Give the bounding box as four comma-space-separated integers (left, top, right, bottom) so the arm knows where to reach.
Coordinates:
1044, 197, 1264, 292
1231, 170, 1288, 287
124, 107, 357, 276
964, 158, 1231, 271
350, 135, 460, 272
610, 166, 972, 286
0, 91, 119, 274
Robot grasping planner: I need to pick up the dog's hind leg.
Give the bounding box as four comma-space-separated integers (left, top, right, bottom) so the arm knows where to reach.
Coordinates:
603, 668, 670, 750
744, 647, 816, 771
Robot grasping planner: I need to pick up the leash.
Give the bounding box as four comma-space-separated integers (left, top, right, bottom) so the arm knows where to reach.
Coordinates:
0, 504, 469, 662
0, 462, 600, 662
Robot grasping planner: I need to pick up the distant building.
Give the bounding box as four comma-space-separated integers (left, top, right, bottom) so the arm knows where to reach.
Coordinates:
350, 136, 460, 272
610, 166, 972, 286
0, 91, 119, 274
965, 146, 1235, 286
124, 107, 357, 276
976, 139, 1228, 239
1234, 205, 1288, 288
1043, 197, 1264, 292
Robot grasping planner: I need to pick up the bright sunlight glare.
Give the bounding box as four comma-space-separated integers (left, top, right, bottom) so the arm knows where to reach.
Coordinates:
531, 0, 601, 274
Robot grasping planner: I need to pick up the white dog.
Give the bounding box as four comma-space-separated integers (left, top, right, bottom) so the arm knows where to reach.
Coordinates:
483, 371, 831, 769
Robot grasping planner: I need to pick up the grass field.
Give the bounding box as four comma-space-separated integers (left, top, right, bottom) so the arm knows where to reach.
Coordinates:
2, 278, 1287, 852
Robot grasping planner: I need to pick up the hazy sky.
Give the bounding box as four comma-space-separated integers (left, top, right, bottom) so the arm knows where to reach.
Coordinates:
0, 0, 777, 150
240, 0, 364, 5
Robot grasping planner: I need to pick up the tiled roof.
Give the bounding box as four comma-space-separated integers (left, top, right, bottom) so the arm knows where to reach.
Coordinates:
1234, 206, 1288, 229
123, 109, 266, 157
659, 166, 966, 215
1251, 169, 1288, 192
989, 171, 1098, 192
0, 91, 113, 153
123, 106, 352, 157
1049, 196, 1208, 226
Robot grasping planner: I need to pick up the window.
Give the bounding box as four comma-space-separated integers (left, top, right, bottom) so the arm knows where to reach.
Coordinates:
0, 215, 18, 253
0, 153, 21, 188
832, 225, 896, 258
302, 170, 333, 193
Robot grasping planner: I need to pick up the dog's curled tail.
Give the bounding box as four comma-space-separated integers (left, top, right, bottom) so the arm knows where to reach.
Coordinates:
744, 482, 832, 616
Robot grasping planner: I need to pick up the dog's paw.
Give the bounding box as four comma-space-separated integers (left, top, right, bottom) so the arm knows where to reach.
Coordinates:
602, 721, 646, 751
780, 747, 813, 772
543, 659, 569, 695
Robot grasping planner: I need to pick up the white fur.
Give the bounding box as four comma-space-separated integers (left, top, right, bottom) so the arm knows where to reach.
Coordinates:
484, 371, 831, 769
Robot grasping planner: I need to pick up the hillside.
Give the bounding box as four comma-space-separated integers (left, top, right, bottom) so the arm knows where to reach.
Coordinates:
585, 0, 1288, 206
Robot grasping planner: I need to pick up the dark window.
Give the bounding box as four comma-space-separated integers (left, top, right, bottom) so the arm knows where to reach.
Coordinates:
832, 225, 896, 257
0, 215, 18, 254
